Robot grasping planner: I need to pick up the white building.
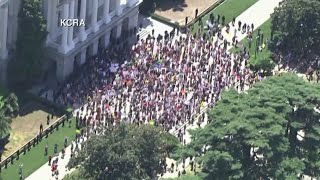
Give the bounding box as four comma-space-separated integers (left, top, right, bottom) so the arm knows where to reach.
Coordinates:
0, 0, 141, 83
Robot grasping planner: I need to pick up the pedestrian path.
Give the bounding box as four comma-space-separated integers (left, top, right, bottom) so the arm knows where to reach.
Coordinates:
26, 0, 281, 179
160, 0, 283, 178
26, 143, 75, 180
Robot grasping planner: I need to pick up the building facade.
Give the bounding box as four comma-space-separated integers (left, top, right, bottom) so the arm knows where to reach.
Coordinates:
0, 0, 141, 83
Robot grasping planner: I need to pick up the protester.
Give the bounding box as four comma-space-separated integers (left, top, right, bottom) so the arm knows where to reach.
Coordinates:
54, 17, 261, 175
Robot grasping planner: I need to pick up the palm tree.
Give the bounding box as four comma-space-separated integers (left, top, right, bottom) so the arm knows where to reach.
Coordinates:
3, 93, 19, 117
0, 94, 19, 138
0, 109, 11, 139
0, 93, 19, 162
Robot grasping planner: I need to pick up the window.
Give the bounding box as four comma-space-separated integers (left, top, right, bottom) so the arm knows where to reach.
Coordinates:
109, 0, 116, 13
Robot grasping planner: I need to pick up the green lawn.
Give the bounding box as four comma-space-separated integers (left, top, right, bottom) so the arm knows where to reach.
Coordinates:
0, 118, 76, 180
231, 18, 273, 68
193, 0, 259, 32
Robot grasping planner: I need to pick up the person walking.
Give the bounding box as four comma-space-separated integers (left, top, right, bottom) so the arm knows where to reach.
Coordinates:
195, 8, 198, 19
47, 114, 50, 125
39, 123, 43, 133
45, 144, 48, 156
54, 144, 58, 154
48, 155, 52, 166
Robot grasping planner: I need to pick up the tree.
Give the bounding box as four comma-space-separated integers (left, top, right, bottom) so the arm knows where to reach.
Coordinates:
250, 57, 275, 76
68, 123, 178, 180
176, 73, 320, 179
0, 93, 19, 138
139, 0, 156, 15
8, 0, 47, 89
271, 0, 320, 66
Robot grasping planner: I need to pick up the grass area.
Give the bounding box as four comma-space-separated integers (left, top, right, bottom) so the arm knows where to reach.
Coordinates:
0, 118, 76, 180
193, 0, 258, 31
232, 18, 272, 62
3, 102, 59, 159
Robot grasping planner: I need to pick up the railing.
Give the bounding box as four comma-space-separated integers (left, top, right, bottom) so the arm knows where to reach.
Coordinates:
0, 114, 71, 173
172, 104, 208, 135
150, 0, 226, 29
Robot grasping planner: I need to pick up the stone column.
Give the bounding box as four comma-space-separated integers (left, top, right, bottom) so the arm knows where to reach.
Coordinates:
75, 0, 79, 17
116, 0, 122, 16
104, 31, 110, 47
0, 4, 8, 60
68, 0, 75, 48
103, 0, 110, 24
6, 0, 13, 46
79, 0, 87, 41
46, 0, 52, 33
80, 48, 87, 65
130, 12, 139, 29
92, 40, 99, 55
60, 2, 70, 53
91, 0, 98, 32
116, 23, 122, 38
48, 0, 58, 41
56, 56, 74, 82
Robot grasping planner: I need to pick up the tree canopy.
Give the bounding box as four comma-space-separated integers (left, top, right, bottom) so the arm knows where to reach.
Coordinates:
176, 73, 320, 179
67, 123, 179, 180
8, 0, 47, 89
271, 0, 320, 65
0, 93, 19, 138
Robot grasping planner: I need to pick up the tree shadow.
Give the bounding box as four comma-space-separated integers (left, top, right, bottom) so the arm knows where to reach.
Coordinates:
156, 0, 188, 12
18, 101, 62, 117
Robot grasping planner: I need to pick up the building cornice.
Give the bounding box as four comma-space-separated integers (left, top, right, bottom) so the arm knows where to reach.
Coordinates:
0, 0, 8, 7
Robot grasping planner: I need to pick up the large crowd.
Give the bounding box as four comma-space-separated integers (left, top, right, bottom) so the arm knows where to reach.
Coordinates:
54, 16, 263, 138
46, 16, 271, 177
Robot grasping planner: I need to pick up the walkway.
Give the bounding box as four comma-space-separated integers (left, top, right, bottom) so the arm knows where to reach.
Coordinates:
26, 143, 76, 180
26, 0, 282, 179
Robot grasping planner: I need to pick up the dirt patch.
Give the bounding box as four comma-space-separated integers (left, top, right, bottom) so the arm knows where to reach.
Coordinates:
2, 101, 59, 158
155, 0, 219, 24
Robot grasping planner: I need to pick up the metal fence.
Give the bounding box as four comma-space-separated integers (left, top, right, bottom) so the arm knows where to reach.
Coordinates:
0, 115, 69, 173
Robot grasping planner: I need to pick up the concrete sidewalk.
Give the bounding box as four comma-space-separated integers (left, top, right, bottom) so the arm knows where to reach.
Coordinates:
26, 142, 76, 180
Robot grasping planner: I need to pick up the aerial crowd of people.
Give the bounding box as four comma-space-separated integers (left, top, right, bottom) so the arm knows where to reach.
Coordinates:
42, 13, 320, 176
55, 15, 260, 134
49, 14, 269, 177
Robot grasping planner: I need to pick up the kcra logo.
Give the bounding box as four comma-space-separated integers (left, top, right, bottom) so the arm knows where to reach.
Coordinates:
60, 19, 85, 27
